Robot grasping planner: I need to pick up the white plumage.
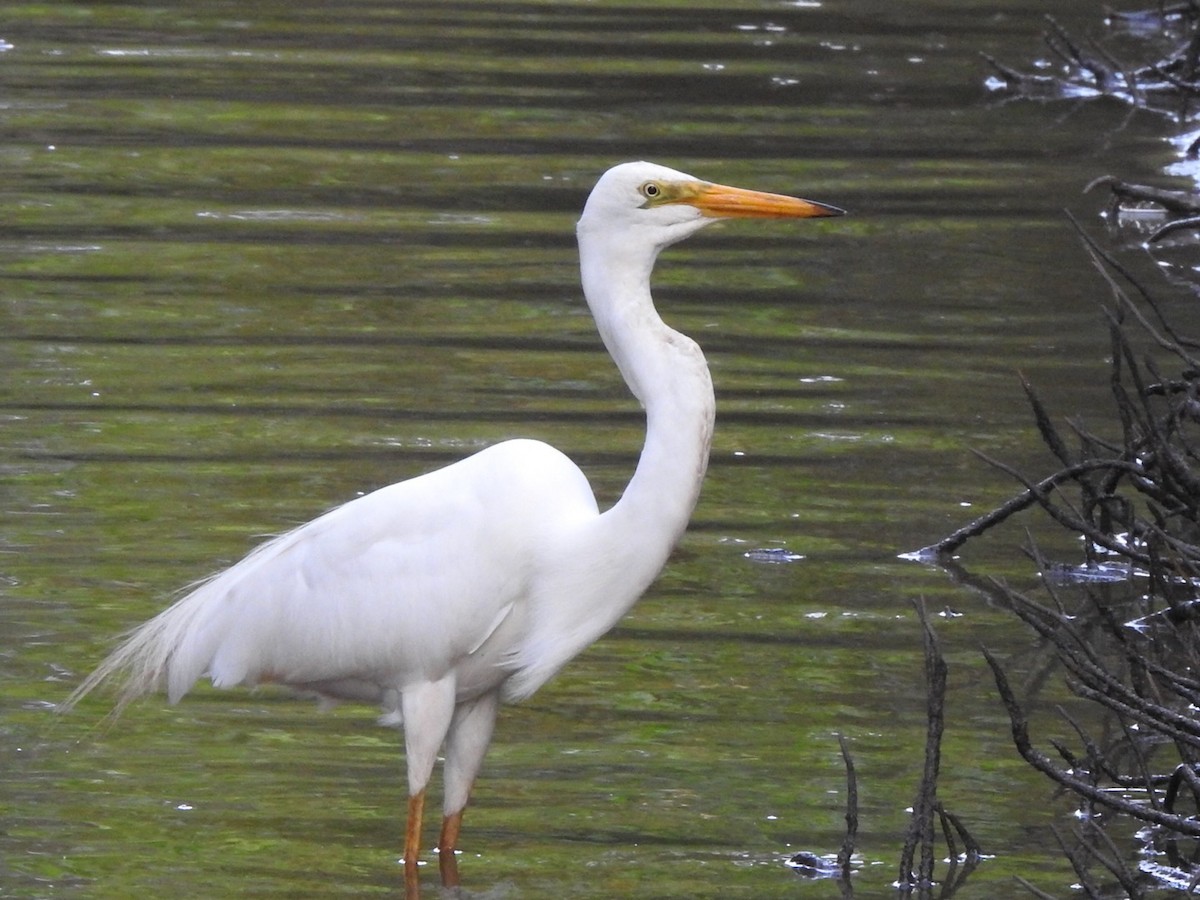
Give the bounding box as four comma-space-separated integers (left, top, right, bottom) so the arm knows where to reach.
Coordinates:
62, 161, 842, 887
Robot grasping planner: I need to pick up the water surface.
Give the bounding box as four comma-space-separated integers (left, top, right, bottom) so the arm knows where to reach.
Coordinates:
3, 1, 1196, 897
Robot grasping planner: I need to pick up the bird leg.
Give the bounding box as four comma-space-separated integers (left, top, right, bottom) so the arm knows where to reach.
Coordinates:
437, 810, 464, 887
403, 787, 426, 893
435, 689, 498, 887
399, 675, 458, 890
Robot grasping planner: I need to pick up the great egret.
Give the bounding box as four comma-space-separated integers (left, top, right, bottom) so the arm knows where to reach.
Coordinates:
62, 161, 843, 887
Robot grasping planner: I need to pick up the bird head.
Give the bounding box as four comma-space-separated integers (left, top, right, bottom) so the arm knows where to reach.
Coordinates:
577, 161, 843, 250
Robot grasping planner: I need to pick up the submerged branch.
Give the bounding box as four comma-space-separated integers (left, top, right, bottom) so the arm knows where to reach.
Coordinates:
983, 647, 1200, 838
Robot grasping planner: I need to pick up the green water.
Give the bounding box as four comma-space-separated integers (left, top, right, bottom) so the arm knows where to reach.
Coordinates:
3, 1, 1196, 897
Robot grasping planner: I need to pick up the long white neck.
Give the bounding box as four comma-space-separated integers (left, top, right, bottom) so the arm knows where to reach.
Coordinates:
579, 227, 716, 585
500, 221, 717, 702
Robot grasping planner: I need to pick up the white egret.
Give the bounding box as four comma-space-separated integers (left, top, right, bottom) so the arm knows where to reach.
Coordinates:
62, 161, 842, 887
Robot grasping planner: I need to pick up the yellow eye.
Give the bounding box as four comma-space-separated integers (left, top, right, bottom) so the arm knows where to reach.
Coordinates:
640, 182, 662, 200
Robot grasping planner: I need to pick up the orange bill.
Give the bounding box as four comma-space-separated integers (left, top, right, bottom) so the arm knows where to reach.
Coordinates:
649, 178, 844, 220
686, 181, 845, 219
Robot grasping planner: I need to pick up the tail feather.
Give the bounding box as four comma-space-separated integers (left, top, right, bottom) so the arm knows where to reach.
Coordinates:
57, 577, 223, 716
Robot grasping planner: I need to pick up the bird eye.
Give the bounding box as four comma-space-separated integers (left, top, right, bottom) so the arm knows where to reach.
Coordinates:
640, 182, 662, 199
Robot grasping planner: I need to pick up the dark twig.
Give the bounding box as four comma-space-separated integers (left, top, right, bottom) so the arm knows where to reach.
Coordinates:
1085, 175, 1200, 214
899, 603, 949, 890
837, 733, 858, 879
1150, 213, 1200, 240
913, 458, 1144, 558
1015, 875, 1060, 899
1050, 826, 1105, 900
937, 804, 981, 862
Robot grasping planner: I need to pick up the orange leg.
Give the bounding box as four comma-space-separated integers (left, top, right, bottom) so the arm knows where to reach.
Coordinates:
403, 789, 426, 896
404, 865, 421, 900
438, 810, 464, 887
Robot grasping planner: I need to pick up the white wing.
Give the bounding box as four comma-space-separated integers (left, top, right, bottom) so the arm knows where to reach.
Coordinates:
71, 438, 599, 710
